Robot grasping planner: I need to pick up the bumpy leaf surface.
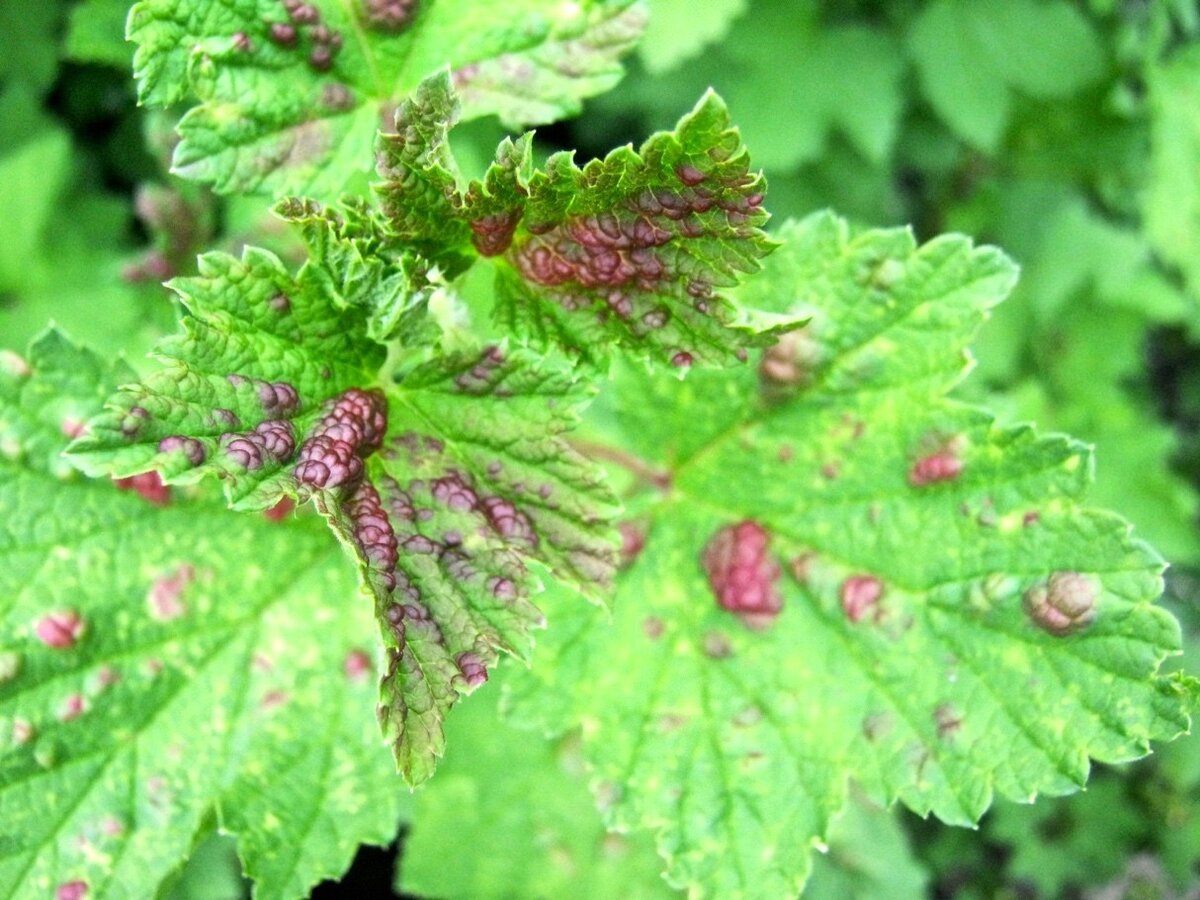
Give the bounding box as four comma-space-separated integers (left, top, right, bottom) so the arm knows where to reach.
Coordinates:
65, 242, 618, 783
503, 213, 1196, 897
127, 0, 646, 197
0, 332, 406, 900
68, 245, 388, 510
377, 72, 785, 367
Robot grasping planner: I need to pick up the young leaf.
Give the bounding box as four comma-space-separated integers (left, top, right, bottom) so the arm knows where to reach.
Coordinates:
503, 213, 1197, 896
127, 0, 647, 197
65, 241, 618, 784
0, 331, 407, 900
274, 196, 440, 345
377, 72, 787, 366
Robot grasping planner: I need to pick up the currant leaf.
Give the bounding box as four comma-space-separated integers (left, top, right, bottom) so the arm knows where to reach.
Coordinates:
502, 213, 1198, 896
275, 196, 440, 345
0, 331, 407, 900
377, 72, 791, 367
320, 346, 618, 783
127, 0, 647, 198
67, 245, 387, 510
64, 244, 618, 783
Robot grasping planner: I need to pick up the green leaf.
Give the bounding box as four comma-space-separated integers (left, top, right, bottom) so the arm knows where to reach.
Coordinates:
0, 331, 407, 900
67, 245, 388, 509
127, 0, 647, 198
805, 799, 928, 900
320, 345, 619, 784
503, 214, 1195, 897
1145, 44, 1200, 301
64, 241, 618, 784
637, 0, 746, 75
376, 72, 787, 366
0, 0, 64, 97
0, 117, 72, 294
987, 774, 1144, 895
581, 8, 907, 172
274, 196, 440, 345
909, 0, 1106, 150
400, 669, 678, 899
66, 0, 136, 69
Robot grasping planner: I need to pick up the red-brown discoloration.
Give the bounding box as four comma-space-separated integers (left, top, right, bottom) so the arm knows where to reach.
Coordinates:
840, 575, 883, 623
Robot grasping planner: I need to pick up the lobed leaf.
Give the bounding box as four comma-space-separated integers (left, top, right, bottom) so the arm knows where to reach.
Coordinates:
377, 72, 789, 367
127, 0, 647, 198
0, 331, 406, 900
320, 345, 619, 783
68, 245, 387, 510
503, 213, 1197, 897
64, 241, 618, 783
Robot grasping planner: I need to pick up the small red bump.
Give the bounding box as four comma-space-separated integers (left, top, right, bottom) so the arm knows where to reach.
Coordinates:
56, 881, 88, 900
147, 565, 194, 622
642, 616, 664, 640
934, 703, 962, 739
100, 817, 124, 838
114, 471, 171, 506
12, 718, 34, 745
618, 521, 646, 568
262, 497, 295, 521
671, 351, 694, 368
676, 165, 706, 186
455, 651, 488, 689
840, 575, 883, 623
908, 448, 963, 487
61, 418, 87, 439
344, 648, 371, 682
701, 521, 783, 630
36, 610, 84, 649
59, 694, 87, 722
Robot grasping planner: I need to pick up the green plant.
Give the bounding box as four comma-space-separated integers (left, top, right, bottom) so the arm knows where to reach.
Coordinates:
1, 2, 1197, 898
